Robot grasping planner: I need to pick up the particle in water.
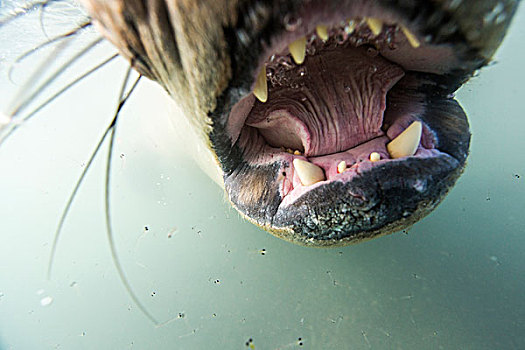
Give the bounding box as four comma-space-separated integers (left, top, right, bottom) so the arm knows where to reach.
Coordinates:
40, 296, 53, 306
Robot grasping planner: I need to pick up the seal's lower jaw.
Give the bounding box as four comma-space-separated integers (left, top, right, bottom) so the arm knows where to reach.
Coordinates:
212, 6, 471, 246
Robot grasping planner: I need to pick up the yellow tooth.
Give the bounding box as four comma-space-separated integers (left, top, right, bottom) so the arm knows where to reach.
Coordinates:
387, 121, 422, 159
345, 20, 356, 34
400, 25, 420, 48
337, 161, 347, 174
316, 25, 329, 41
293, 150, 301, 155
366, 18, 383, 36
288, 36, 306, 64
293, 159, 325, 186
253, 65, 268, 103
370, 152, 381, 162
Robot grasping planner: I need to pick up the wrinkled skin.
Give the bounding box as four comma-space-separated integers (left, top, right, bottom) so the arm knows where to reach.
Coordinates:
81, 0, 518, 246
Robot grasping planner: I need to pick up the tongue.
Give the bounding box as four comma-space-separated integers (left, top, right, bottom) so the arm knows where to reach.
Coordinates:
247, 45, 405, 156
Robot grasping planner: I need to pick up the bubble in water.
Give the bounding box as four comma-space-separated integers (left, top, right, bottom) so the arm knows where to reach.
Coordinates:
0, 112, 11, 127
40, 296, 53, 306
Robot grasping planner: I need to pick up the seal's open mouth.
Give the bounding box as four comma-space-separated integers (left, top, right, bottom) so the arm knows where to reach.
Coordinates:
211, 3, 475, 246
230, 20, 445, 204
78, 0, 515, 246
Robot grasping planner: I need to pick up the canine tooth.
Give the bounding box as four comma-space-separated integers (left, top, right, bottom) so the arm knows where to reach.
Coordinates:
253, 65, 268, 102
289, 36, 306, 64
293, 159, 325, 186
366, 18, 383, 36
387, 121, 422, 159
316, 25, 329, 41
370, 152, 381, 162
337, 161, 347, 174
400, 25, 420, 48
293, 150, 301, 155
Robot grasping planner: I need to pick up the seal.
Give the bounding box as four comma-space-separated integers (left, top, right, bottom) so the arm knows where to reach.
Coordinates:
4, 0, 520, 247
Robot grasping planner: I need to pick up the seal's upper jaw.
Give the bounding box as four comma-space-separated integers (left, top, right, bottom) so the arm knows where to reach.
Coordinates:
211, 2, 484, 246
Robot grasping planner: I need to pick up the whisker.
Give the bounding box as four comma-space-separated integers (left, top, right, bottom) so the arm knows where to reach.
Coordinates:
7, 36, 104, 118
45, 60, 133, 280
0, 53, 119, 147
45, 63, 155, 323
8, 20, 92, 83
0, 0, 59, 27
104, 69, 158, 325
39, 0, 51, 39
6, 34, 75, 118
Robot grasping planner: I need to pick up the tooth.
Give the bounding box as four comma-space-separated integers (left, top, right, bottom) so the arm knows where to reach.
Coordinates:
370, 152, 381, 162
316, 25, 329, 41
400, 25, 420, 48
345, 20, 356, 34
293, 159, 325, 186
293, 150, 301, 155
387, 121, 422, 159
289, 36, 306, 64
337, 161, 347, 174
253, 65, 268, 102
366, 18, 383, 36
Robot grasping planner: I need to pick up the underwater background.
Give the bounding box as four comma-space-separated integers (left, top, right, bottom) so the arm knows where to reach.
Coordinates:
0, 2, 524, 349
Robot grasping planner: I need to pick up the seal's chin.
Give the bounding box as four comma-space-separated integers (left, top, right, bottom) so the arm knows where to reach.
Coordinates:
214, 6, 471, 246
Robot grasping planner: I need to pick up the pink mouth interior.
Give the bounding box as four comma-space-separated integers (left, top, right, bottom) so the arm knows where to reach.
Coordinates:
227, 21, 442, 204
247, 46, 403, 156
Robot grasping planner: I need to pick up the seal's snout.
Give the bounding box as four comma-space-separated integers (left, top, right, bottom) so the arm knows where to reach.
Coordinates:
79, 0, 518, 246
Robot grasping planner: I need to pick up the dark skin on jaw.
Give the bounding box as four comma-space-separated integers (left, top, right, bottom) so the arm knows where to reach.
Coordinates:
79, 0, 518, 246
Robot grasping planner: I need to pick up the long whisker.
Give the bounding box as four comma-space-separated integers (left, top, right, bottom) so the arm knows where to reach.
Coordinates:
45, 60, 133, 280
7, 36, 104, 117
0, 0, 59, 27
0, 53, 119, 147
104, 70, 159, 325
39, 0, 51, 39
8, 20, 92, 83
6, 34, 75, 118
45, 115, 113, 281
